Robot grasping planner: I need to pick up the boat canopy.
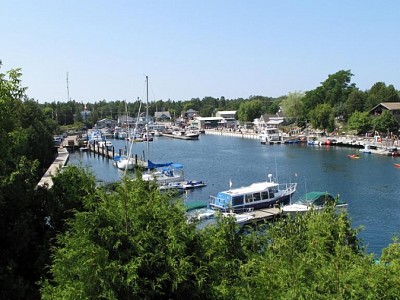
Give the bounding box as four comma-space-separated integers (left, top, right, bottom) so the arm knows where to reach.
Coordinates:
297, 192, 335, 206
147, 160, 173, 170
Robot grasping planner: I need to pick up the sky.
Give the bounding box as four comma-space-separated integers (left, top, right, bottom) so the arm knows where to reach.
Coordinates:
1, 0, 400, 104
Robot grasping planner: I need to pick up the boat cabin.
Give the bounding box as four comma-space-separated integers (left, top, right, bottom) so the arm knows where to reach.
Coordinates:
209, 180, 296, 212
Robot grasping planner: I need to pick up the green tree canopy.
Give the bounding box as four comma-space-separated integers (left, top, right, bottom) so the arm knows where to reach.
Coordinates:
372, 110, 400, 134
366, 82, 400, 110
348, 111, 373, 135
308, 103, 335, 133
237, 100, 263, 122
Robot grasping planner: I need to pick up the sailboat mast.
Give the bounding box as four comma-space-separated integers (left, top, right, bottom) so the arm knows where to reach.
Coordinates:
146, 76, 150, 164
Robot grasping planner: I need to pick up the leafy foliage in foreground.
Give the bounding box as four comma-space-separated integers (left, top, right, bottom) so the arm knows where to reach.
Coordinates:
42, 177, 400, 299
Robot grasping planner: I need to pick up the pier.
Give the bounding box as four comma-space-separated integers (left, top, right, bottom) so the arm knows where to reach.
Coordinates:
248, 207, 282, 222
37, 147, 69, 189
204, 129, 259, 140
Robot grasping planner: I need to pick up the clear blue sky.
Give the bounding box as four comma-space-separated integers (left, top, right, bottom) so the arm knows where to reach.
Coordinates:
1, 0, 399, 103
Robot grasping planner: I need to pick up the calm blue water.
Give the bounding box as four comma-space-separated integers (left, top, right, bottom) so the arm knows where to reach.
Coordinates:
68, 134, 400, 256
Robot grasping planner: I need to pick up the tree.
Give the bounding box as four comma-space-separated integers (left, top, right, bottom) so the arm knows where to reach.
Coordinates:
366, 82, 400, 110
41, 177, 208, 299
348, 111, 372, 135
0, 64, 56, 299
280, 92, 305, 124
237, 100, 263, 122
344, 89, 367, 118
308, 103, 335, 133
372, 110, 399, 134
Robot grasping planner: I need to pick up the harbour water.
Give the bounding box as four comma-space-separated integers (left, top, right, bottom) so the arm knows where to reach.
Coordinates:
68, 134, 400, 256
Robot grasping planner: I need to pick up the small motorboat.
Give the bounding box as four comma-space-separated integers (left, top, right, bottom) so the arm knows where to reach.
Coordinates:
347, 154, 360, 159
394, 163, 400, 168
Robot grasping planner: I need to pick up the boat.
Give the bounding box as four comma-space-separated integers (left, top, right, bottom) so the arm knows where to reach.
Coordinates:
359, 144, 372, 154
97, 140, 113, 149
114, 155, 135, 170
394, 163, 400, 168
259, 127, 283, 144
282, 191, 348, 215
163, 127, 200, 140
186, 206, 254, 226
160, 180, 207, 190
209, 174, 297, 213
88, 129, 103, 144
142, 160, 185, 184
347, 154, 360, 159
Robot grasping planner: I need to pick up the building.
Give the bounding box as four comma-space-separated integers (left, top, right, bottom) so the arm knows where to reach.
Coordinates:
369, 102, 400, 123
256, 114, 285, 130
154, 111, 171, 121
215, 110, 236, 119
181, 109, 198, 120
95, 118, 117, 129
118, 115, 135, 126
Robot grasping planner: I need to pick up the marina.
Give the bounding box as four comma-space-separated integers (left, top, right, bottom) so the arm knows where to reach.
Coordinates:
66, 133, 400, 255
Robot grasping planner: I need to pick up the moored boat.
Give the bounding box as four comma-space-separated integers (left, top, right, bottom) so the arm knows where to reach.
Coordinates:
209, 174, 297, 213
282, 191, 348, 215
259, 127, 283, 144
142, 160, 185, 184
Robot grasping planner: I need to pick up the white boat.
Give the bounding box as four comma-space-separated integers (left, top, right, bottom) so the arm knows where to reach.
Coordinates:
186, 208, 254, 226
282, 191, 348, 215
88, 130, 103, 144
359, 144, 372, 154
114, 155, 135, 170
209, 174, 297, 213
259, 127, 283, 144
97, 140, 113, 149
142, 160, 185, 184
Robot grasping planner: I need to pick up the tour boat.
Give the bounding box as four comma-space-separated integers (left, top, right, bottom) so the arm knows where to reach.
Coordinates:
209, 174, 297, 213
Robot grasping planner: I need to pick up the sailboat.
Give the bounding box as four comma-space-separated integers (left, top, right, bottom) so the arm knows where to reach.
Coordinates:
115, 100, 141, 171
141, 76, 185, 185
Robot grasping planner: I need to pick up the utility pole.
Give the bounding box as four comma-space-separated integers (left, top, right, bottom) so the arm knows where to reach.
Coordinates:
66, 72, 70, 102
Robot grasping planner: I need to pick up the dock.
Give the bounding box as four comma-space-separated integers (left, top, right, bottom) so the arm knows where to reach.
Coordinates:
60, 135, 147, 168
248, 207, 282, 222
37, 147, 69, 189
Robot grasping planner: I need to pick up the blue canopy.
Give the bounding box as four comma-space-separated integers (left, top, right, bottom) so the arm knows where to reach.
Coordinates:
147, 160, 173, 170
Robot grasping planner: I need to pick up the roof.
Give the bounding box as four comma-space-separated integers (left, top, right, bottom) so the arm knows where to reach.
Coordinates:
221, 181, 278, 196
266, 119, 284, 125
154, 111, 171, 118
217, 110, 236, 114
195, 116, 223, 121
370, 102, 400, 111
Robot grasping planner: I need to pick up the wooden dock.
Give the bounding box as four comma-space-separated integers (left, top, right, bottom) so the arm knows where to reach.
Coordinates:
249, 207, 282, 222
87, 142, 147, 169
37, 147, 69, 189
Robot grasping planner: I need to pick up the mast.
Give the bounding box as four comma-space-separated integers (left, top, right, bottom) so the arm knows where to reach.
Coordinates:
146, 76, 150, 169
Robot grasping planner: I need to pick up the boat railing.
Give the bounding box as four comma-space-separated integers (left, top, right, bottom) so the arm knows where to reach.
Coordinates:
279, 183, 297, 196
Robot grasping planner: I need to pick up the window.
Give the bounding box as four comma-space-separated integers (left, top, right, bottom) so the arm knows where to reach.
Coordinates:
232, 196, 244, 206
261, 191, 269, 199
253, 192, 261, 201
245, 194, 254, 203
